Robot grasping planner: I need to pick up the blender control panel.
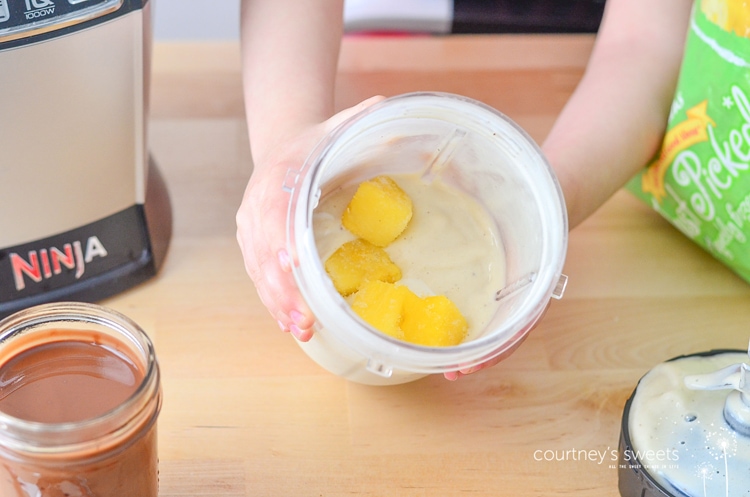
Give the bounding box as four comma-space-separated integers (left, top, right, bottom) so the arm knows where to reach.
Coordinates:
0, 0, 122, 40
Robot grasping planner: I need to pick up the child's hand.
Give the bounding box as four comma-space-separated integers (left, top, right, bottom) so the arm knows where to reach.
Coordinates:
236, 97, 385, 342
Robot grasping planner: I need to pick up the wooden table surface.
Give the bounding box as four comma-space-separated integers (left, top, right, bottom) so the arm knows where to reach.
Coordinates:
104, 34, 750, 496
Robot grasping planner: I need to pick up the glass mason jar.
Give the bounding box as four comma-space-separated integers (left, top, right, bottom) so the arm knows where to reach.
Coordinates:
0, 302, 162, 496
285, 92, 568, 385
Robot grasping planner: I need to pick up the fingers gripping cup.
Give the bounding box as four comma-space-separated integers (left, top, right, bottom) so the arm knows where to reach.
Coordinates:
285, 92, 568, 385
0, 302, 162, 496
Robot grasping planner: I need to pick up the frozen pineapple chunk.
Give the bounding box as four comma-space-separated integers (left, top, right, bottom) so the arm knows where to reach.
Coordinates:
324, 239, 402, 296
342, 176, 413, 247
351, 280, 414, 340
351, 279, 469, 347
401, 294, 468, 347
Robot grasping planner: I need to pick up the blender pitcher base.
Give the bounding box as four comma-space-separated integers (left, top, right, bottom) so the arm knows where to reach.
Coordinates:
0, 156, 172, 319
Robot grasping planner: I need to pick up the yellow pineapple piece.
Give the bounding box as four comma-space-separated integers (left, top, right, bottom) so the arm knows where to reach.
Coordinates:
349, 279, 469, 346
401, 294, 468, 347
324, 239, 401, 296
351, 280, 414, 340
342, 176, 413, 247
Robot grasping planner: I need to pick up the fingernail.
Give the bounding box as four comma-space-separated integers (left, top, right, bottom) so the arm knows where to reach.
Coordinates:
289, 324, 306, 340
278, 250, 291, 272
444, 371, 459, 381
290, 309, 305, 325
277, 320, 288, 332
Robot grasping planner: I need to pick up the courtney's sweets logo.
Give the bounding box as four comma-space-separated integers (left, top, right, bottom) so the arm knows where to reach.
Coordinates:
532, 447, 680, 469
9, 236, 108, 291
24, 0, 55, 19
621, 448, 679, 463
533, 448, 617, 465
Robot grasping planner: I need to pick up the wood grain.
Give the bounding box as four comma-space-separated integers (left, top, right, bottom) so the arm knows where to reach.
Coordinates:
105, 34, 750, 496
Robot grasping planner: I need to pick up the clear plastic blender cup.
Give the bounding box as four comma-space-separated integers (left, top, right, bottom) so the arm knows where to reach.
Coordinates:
285, 92, 568, 385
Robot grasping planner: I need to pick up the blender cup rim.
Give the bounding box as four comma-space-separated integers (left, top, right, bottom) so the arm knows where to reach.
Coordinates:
288, 91, 568, 372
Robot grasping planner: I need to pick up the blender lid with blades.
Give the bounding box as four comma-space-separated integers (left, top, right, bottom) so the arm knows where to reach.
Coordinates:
618, 344, 750, 497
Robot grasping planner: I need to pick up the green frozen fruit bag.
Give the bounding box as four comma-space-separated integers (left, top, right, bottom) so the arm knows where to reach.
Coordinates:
627, 0, 750, 283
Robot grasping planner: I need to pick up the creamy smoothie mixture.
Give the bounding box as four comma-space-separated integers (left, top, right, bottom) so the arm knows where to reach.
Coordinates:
313, 173, 506, 341
627, 353, 750, 497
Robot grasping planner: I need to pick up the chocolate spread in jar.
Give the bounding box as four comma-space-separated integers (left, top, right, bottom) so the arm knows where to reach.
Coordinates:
0, 332, 143, 423
0, 324, 161, 497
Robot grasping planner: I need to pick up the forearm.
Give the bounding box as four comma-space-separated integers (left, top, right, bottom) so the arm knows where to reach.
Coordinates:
543, 0, 693, 229
240, 0, 344, 167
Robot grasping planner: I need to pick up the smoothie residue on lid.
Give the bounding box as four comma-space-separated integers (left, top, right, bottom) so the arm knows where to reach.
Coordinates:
627, 352, 750, 497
